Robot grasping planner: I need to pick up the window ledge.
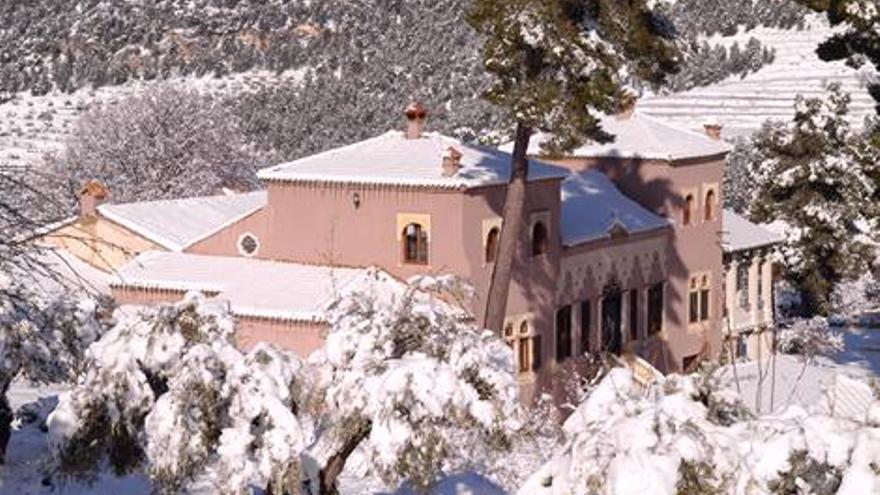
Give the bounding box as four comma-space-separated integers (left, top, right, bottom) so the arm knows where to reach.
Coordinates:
687, 322, 709, 333
516, 371, 538, 384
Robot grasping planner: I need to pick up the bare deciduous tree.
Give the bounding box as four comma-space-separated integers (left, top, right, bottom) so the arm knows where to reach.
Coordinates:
51, 85, 260, 204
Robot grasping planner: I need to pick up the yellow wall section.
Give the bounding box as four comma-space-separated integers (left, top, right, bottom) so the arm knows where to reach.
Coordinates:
43, 217, 165, 272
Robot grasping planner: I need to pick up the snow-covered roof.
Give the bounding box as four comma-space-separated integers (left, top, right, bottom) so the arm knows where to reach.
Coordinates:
561, 170, 671, 246
258, 131, 570, 189
112, 252, 369, 322
98, 191, 267, 251
506, 112, 730, 162
722, 210, 784, 253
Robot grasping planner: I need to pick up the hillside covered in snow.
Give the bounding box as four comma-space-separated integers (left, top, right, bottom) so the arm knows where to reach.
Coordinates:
0, 0, 847, 170
641, 15, 878, 136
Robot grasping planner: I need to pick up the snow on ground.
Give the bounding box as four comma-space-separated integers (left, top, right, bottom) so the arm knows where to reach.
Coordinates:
640, 15, 878, 137
2, 379, 150, 495
719, 326, 880, 415
0, 69, 306, 169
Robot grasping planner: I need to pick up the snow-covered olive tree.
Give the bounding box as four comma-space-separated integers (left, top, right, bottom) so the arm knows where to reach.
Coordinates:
0, 164, 111, 463
50, 272, 521, 494
305, 271, 520, 494
51, 85, 260, 204
48, 294, 308, 495
522, 367, 880, 495
0, 285, 105, 463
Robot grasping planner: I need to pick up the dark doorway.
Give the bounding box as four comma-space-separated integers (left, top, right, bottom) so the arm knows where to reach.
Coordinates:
602, 283, 623, 355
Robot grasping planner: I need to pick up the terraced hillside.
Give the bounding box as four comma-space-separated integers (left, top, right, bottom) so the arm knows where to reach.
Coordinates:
640, 16, 877, 136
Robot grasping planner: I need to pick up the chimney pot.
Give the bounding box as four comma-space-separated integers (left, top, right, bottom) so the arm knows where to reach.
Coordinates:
704, 122, 723, 140
404, 101, 428, 139
441, 146, 463, 177
79, 180, 109, 219
615, 89, 638, 120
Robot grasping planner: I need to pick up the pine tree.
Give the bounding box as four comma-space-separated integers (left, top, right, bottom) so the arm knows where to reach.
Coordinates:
467, 0, 678, 332
748, 85, 880, 314
796, 0, 880, 112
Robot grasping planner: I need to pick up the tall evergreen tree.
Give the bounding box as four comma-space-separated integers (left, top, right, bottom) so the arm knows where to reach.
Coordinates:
749, 85, 879, 314
468, 0, 678, 332
796, 0, 880, 111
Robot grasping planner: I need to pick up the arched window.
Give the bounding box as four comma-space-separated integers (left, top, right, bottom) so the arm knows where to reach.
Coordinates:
683, 194, 695, 226
485, 227, 500, 263
704, 189, 716, 221
531, 221, 548, 256
402, 222, 428, 264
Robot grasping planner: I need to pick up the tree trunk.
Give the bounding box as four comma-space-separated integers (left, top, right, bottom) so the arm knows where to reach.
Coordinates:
316, 420, 372, 495
0, 383, 12, 465
483, 123, 533, 332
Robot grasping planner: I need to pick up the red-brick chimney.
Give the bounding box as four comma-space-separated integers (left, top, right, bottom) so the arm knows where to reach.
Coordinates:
405, 101, 428, 139
441, 146, 463, 177
704, 122, 723, 140
79, 180, 109, 219
615, 89, 638, 120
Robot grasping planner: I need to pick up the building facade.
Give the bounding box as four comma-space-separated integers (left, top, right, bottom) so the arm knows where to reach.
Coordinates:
45, 104, 778, 398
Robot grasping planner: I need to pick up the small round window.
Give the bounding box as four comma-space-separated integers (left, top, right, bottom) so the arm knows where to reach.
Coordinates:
238, 233, 260, 257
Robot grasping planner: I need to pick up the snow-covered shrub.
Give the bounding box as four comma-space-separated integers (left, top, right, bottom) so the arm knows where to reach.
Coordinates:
777, 317, 844, 361
48, 294, 307, 494
0, 282, 107, 462
768, 450, 843, 495
521, 368, 880, 495
832, 271, 880, 318
307, 270, 520, 493
553, 354, 611, 412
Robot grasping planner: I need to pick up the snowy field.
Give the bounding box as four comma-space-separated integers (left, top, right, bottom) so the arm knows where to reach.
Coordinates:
718, 326, 880, 416
640, 15, 878, 136
3, 325, 878, 495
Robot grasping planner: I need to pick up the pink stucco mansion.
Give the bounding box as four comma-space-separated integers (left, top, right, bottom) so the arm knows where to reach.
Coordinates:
46, 103, 782, 396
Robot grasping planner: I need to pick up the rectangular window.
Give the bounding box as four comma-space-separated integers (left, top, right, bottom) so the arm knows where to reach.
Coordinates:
647, 283, 663, 335
629, 290, 639, 341
556, 305, 572, 362
737, 335, 747, 359
532, 335, 542, 371
580, 300, 591, 353
757, 263, 764, 309
690, 275, 711, 324
517, 337, 530, 373
689, 290, 699, 324
700, 286, 710, 321
737, 263, 749, 308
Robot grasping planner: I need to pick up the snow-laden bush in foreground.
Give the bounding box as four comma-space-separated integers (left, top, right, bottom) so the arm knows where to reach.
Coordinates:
49, 272, 521, 494
0, 283, 106, 462
521, 368, 880, 495
47, 294, 307, 495
305, 271, 520, 493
